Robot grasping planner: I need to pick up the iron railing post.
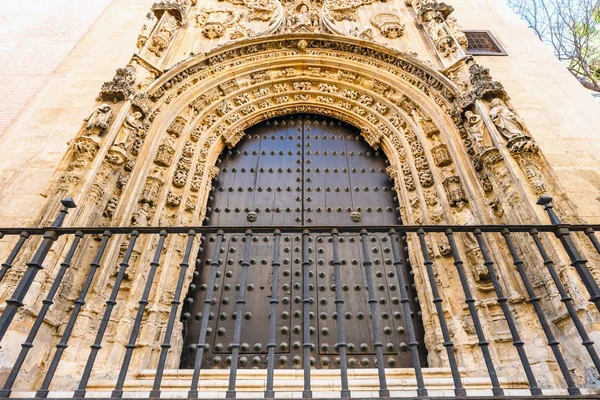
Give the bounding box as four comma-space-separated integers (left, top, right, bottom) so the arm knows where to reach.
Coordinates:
151, 230, 196, 398
529, 228, 600, 373
36, 230, 112, 398
445, 229, 503, 396
265, 230, 281, 398
331, 229, 350, 399
415, 229, 465, 396
502, 229, 579, 395
72, 231, 140, 398
0, 231, 30, 283
360, 229, 389, 398
473, 229, 541, 395
301, 230, 312, 399
226, 230, 253, 399
0, 231, 83, 398
112, 230, 168, 398
189, 230, 224, 399
389, 230, 426, 397
0, 198, 76, 342
537, 195, 600, 313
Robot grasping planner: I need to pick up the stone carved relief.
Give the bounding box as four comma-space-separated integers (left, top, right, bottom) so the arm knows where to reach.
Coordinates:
284, 2, 320, 33
138, 12, 158, 49
167, 116, 187, 137
84, 104, 113, 136
442, 167, 467, 206
196, 9, 244, 39
70, 137, 100, 171
446, 15, 467, 50
323, 0, 379, 22
348, 26, 374, 40
116, 111, 145, 151
148, 14, 180, 57
370, 13, 405, 38
427, 22, 457, 58
431, 137, 452, 167
31, 30, 584, 388
140, 167, 165, 206
155, 135, 176, 167
489, 98, 528, 142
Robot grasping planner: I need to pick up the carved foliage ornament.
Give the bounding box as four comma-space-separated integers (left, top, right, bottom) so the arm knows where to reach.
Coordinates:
97, 66, 136, 102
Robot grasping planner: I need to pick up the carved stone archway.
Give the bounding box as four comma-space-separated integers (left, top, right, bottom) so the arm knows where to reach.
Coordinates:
2, 34, 587, 389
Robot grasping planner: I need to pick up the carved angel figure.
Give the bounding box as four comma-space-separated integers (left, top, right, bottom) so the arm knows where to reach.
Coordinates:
85, 104, 113, 135
489, 98, 527, 141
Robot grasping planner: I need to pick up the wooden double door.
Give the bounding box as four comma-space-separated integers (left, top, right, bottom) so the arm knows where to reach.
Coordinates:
180, 115, 426, 370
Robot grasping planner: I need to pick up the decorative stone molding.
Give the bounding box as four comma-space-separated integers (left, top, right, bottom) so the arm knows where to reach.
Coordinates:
151, 1, 187, 22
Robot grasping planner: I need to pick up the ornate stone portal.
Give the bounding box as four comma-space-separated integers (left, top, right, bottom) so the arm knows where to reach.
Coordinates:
0, 0, 599, 394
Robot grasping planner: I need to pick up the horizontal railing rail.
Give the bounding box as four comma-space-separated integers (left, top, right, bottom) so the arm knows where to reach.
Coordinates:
0, 197, 599, 399
1, 223, 600, 236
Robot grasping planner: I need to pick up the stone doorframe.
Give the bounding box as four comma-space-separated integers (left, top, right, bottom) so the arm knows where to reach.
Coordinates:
1, 34, 595, 390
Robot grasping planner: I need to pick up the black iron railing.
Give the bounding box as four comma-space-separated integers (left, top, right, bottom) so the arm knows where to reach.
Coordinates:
0, 197, 599, 399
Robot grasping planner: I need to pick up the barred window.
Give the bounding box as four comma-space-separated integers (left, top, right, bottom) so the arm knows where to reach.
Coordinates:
464, 31, 507, 56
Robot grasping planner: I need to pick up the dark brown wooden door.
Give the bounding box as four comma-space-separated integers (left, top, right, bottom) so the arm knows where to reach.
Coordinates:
180, 115, 426, 370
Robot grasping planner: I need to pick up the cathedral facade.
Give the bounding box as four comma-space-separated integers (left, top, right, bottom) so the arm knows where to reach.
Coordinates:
0, 0, 600, 398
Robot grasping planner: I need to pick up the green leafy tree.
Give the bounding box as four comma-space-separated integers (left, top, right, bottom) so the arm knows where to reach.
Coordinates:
507, 0, 600, 97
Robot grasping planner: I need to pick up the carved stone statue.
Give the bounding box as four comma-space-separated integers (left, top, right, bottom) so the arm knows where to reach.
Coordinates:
114, 111, 144, 149
285, 3, 319, 33
489, 98, 527, 141
84, 104, 113, 135
464, 110, 486, 151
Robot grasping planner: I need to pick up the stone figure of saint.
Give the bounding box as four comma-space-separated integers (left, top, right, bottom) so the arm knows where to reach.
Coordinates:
489, 98, 527, 141
464, 110, 486, 151
286, 3, 317, 32
114, 111, 144, 149
84, 104, 113, 135
455, 200, 479, 251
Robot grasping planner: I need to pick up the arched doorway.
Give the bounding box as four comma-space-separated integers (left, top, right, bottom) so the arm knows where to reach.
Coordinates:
180, 114, 426, 369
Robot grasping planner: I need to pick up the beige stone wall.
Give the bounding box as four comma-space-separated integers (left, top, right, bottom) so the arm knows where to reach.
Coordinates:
0, 0, 112, 135
0, 0, 154, 226
453, 0, 600, 222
